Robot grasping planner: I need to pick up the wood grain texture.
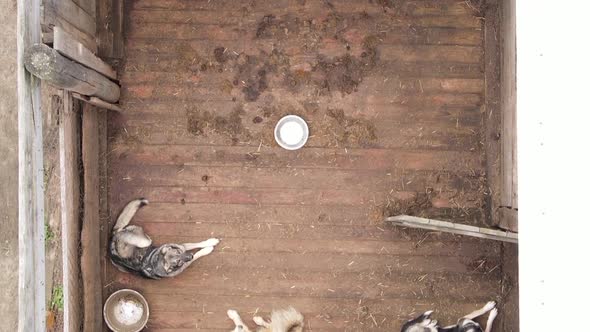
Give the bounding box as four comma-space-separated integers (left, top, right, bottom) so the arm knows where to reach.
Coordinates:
24, 43, 120, 102
54, 27, 117, 79
59, 92, 81, 332
501, 0, 517, 210
41, 0, 98, 52
17, 0, 45, 330
72, 93, 122, 112
386, 215, 518, 243
81, 105, 103, 332
96, 0, 125, 59
72, 0, 95, 17
45, 0, 96, 36
484, 0, 502, 226
104, 1, 512, 330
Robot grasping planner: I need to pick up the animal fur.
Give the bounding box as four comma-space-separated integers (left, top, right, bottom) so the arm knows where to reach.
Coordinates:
109, 198, 220, 279
227, 307, 304, 332
401, 301, 498, 332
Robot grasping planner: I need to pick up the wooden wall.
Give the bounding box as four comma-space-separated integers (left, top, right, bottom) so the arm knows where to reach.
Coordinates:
42, 0, 97, 52
96, 0, 124, 60
41, 0, 125, 60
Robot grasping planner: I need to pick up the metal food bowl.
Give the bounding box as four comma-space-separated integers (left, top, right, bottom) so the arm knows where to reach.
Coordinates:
104, 289, 149, 332
274, 115, 309, 150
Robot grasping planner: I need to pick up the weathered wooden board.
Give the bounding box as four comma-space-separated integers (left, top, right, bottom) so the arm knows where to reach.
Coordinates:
44, 0, 96, 37
41, 0, 97, 52
54, 27, 117, 79
72, 93, 122, 112
72, 0, 95, 18
59, 92, 81, 332
498, 207, 518, 232
24, 43, 120, 102
96, 0, 125, 59
98, 109, 110, 310
501, 0, 517, 211
81, 104, 103, 332
17, 0, 45, 330
386, 215, 518, 243
484, 0, 503, 226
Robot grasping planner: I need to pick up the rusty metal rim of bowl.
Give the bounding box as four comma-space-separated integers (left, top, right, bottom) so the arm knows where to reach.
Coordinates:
103, 288, 150, 332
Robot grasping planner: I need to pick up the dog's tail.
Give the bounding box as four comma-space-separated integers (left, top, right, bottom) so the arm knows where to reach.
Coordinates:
113, 198, 149, 232
269, 307, 304, 332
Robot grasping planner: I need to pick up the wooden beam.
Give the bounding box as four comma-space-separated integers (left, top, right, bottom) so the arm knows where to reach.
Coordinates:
54, 27, 117, 80
24, 43, 120, 102
81, 105, 103, 331
72, 93, 122, 112
17, 0, 45, 330
386, 215, 518, 243
60, 92, 82, 332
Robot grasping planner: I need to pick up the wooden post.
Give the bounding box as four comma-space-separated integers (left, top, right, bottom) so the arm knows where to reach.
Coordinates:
60, 92, 82, 332
17, 0, 45, 330
24, 43, 120, 102
81, 105, 103, 331
501, 0, 518, 210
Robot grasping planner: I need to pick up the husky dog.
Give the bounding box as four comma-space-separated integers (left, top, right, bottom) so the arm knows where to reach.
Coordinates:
401, 301, 498, 332
109, 198, 220, 279
227, 307, 304, 332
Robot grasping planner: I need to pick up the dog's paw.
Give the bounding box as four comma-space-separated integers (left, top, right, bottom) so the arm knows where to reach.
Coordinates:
253, 316, 267, 326
423, 310, 434, 317
227, 309, 240, 320
202, 238, 220, 247
484, 301, 497, 311
198, 246, 215, 256
489, 308, 498, 320
139, 198, 149, 206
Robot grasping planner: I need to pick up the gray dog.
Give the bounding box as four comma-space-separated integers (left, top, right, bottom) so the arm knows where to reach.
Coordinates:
110, 198, 220, 279
401, 301, 498, 332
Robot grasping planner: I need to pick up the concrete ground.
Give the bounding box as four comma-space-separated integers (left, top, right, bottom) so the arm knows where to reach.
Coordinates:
0, 0, 19, 330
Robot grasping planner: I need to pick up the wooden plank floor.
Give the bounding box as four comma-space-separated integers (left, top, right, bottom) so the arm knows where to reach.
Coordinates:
105, 0, 512, 330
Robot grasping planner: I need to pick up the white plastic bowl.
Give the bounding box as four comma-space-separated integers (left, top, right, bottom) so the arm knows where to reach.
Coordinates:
274, 115, 309, 150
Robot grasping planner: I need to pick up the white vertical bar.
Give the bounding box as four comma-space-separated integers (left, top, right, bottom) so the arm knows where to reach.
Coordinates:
518, 0, 590, 330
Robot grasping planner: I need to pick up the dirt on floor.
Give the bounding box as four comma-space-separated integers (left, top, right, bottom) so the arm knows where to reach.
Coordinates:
0, 0, 19, 330
107, 0, 518, 329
